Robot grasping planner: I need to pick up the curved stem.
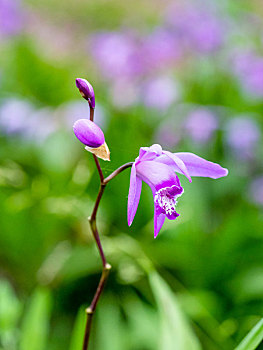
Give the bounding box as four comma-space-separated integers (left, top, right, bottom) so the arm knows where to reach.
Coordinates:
103, 162, 133, 184
82, 263, 111, 350
90, 184, 106, 222
93, 155, 104, 183
89, 220, 107, 267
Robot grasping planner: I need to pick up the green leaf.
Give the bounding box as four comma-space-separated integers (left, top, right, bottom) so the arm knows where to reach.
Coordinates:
20, 288, 51, 350
149, 272, 202, 350
0, 279, 21, 330
96, 295, 126, 350
123, 293, 158, 350
69, 307, 86, 350
235, 319, 263, 350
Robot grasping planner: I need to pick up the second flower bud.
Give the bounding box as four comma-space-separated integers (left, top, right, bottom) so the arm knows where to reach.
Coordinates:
73, 119, 110, 161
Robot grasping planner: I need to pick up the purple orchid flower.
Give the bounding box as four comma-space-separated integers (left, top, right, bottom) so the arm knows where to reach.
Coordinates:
128, 144, 228, 238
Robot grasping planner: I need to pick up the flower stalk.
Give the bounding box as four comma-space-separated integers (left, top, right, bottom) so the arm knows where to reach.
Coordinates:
78, 81, 132, 349
82, 162, 132, 350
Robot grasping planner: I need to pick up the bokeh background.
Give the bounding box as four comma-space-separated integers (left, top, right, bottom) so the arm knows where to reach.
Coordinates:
1, 0, 263, 349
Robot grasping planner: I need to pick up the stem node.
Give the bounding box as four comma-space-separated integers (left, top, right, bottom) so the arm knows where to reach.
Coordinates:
85, 307, 93, 315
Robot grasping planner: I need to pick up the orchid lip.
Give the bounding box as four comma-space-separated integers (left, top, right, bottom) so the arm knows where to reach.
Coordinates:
154, 185, 183, 216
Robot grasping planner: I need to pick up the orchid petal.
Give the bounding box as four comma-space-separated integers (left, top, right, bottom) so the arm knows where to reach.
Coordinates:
152, 191, 166, 239
158, 150, 192, 182
127, 163, 142, 226
139, 144, 162, 162
148, 144, 163, 155
136, 160, 181, 191
175, 152, 228, 179
154, 209, 166, 238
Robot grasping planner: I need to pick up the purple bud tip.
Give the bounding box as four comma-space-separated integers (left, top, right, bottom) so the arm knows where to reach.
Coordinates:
73, 119, 105, 148
75, 78, 95, 109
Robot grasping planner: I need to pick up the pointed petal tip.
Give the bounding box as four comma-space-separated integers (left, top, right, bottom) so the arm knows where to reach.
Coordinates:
175, 152, 229, 180
127, 213, 133, 227
213, 167, 229, 179
184, 172, 192, 183
75, 77, 81, 86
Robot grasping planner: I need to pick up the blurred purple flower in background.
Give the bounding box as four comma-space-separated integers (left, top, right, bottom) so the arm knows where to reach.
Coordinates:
225, 117, 260, 157
155, 122, 181, 149
249, 176, 263, 206
0, 0, 24, 37
233, 51, 263, 98
60, 101, 107, 130
165, 2, 223, 53
0, 96, 108, 144
88, 1, 225, 97
142, 76, 180, 111
24, 107, 57, 143
0, 98, 57, 143
110, 79, 139, 109
141, 28, 182, 71
0, 98, 34, 134
184, 108, 218, 143
128, 144, 228, 237
91, 31, 142, 80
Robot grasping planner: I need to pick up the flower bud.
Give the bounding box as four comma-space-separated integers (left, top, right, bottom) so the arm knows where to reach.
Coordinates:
73, 119, 110, 161
75, 78, 95, 109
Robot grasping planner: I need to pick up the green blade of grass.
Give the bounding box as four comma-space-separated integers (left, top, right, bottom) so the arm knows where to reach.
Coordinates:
235, 319, 263, 350
20, 288, 51, 350
69, 307, 86, 350
149, 271, 202, 350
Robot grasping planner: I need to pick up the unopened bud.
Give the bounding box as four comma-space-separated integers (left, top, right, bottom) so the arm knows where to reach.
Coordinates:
76, 78, 95, 109
73, 119, 110, 161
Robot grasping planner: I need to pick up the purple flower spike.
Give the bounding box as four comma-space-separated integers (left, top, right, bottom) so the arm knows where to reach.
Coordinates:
76, 78, 95, 109
128, 144, 228, 238
73, 119, 110, 161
